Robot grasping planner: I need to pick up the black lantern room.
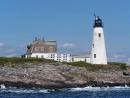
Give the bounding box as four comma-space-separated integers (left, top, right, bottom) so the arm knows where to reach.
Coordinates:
93, 16, 103, 28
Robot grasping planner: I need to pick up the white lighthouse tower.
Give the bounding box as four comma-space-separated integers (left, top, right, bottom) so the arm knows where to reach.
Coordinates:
90, 16, 107, 64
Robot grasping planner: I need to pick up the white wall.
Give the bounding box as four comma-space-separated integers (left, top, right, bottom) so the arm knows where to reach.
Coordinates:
71, 57, 90, 63
26, 53, 91, 63
31, 53, 54, 59
27, 53, 71, 62
90, 27, 107, 64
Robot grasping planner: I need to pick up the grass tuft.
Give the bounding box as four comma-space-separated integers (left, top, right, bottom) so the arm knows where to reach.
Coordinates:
66, 61, 127, 71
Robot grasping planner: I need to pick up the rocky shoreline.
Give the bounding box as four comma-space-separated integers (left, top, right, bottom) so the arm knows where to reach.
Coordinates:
0, 62, 130, 89
1, 80, 130, 89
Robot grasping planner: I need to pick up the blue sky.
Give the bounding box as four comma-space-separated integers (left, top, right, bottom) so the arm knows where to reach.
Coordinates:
0, 0, 129, 61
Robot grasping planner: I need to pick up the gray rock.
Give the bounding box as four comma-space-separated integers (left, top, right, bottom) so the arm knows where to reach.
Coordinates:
0, 63, 130, 89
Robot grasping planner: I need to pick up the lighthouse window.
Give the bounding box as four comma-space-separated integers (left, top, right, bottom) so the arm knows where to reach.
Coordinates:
94, 54, 96, 58
93, 44, 94, 48
98, 33, 101, 37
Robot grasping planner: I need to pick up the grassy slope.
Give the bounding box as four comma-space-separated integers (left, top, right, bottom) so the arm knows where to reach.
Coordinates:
0, 57, 127, 71
0, 57, 56, 68
66, 61, 127, 71
0, 57, 55, 63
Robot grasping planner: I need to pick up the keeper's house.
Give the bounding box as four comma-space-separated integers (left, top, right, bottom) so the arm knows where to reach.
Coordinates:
25, 37, 71, 62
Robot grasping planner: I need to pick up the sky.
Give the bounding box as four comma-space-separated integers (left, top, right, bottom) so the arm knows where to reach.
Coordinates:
0, 0, 129, 61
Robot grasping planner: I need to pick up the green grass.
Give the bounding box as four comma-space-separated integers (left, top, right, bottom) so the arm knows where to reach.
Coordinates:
108, 62, 127, 70
66, 61, 127, 71
0, 57, 127, 71
0, 57, 55, 64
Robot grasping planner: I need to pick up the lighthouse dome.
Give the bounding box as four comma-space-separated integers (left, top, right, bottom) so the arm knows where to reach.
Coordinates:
93, 16, 103, 28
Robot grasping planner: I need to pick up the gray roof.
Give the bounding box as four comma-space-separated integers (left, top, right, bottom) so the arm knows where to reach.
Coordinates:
26, 38, 57, 54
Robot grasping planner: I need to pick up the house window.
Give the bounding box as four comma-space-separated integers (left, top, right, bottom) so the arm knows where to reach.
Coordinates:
35, 47, 39, 51
41, 47, 44, 52
49, 47, 54, 53
41, 55, 44, 58
98, 33, 101, 37
85, 58, 87, 62
94, 54, 96, 58
51, 54, 54, 58
72, 58, 74, 62
36, 55, 38, 58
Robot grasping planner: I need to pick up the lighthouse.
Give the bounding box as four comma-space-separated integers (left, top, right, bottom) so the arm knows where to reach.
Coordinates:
90, 16, 107, 64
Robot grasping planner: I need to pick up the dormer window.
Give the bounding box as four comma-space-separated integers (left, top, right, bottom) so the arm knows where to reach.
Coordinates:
35, 47, 39, 51
49, 47, 54, 53
41, 47, 44, 52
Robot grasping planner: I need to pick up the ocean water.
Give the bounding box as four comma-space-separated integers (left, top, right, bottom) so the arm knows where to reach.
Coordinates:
0, 87, 130, 98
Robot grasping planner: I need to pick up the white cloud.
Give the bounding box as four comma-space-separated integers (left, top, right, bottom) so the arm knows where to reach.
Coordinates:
19, 43, 27, 48
5, 48, 16, 53
108, 54, 128, 63
63, 43, 76, 48
113, 54, 127, 58
6, 54, 18, 57
0, 42, 4, 47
